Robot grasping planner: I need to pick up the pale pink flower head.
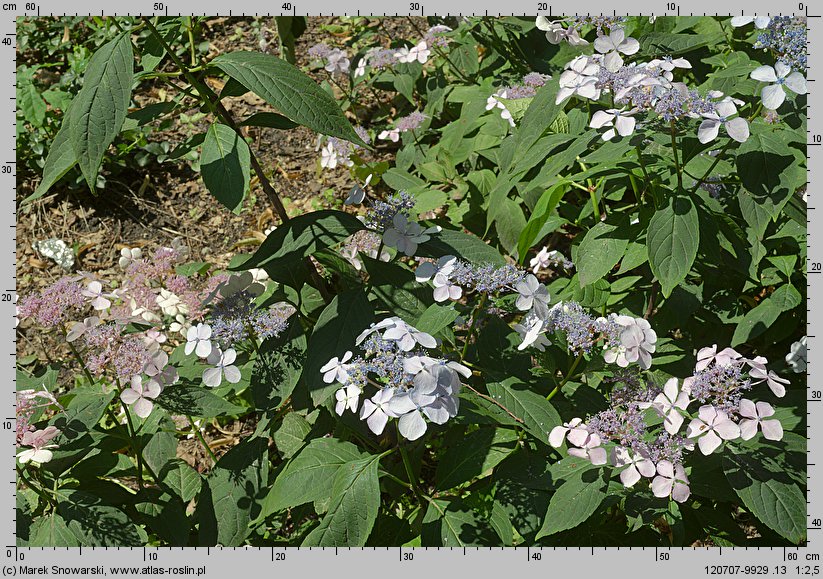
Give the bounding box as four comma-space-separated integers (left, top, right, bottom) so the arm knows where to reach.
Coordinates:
82, 281, 112, 311
640, 377, 690, 435
567, 432, 607, 465
549, 417, 590, 448
651, 460, 690, 502
695, 344, 741, 371
17, 426, 60, 465
120, 376, 161, 419
686, 405, 740, 455
612, 446, 656, 488
738, 399, 783, 441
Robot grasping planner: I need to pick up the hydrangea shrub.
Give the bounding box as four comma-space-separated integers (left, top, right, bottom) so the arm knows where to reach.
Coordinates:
17, 15, 806, 547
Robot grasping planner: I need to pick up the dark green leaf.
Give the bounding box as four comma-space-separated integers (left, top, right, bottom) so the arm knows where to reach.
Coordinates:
200, 122, 251, 212
647, 194, 699, 297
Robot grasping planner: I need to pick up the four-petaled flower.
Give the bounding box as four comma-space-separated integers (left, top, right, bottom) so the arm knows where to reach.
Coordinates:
603, 315, 657, 369
738, 399, 783, 441
686, 405, 741, 455
695, 344, 741, 371
641, 377, 691, 435
324, 48, 350, 74
748, 361, 790, 398
613, 446, 656, 488
698, 98, 750, 144
416, 256, 457, 283
359, 388, 397, 434
396, 41, 430, 64
382, 213, 431, 257
185, 323, 214, 359
750, 62, 807, 110
345, 174, 372, 205
589, 108, 637, 141
17, 426, 60, 465
388, 383, 438, 441
321, 351, 353, 384
121, 375, 161, 419
66, 316, 101, 343
549, 417, 592, 448
203, 348, 242, 388
118, 247, 142, 269
335, 384, 362, 416
432, 273, 463, 302
383, 320, 437, 351
567, 432, 608, 465
594, 28, 640, 71
651, 460, 690, 502
82, 281, 112, 311
156, 289, 188, 317
515, 274, 550, 312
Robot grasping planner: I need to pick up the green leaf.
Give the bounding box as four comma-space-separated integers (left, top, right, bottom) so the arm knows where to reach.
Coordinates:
647, 195, 699, 297
29, 513, 80, 547
305, 290, 374, 405
435, 427, 518, 490
158, 459, 202, 503
142, 411, 177, 475
517, 183, 566, 263
731, 284, 802, 346
27, 110, 76, 202
536, 465, 607, 538
243, 210, 365, 278
251, 318, 307, 413
211, 51, 366, 145
260, 438, 367, 516
302, 454, 381, 546
69, 31, 134, 190
198, 438, 268, 546
639, 31, 724, 55
273, 412, 312, 458
421, 498, 498, 546
52, 385, 116, 441
723, 446, 806, 544
239, 111, 299, 129
200, 122, 251, 212
156, 384, 244, 418
575, 215, 630, 287
57, 490, 145, 546
486, 378, 561, 442
415, 303, 459, 336
418, 228, 506, 266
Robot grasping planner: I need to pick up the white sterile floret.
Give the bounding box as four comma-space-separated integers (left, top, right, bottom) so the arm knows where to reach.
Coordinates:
415, 255, 457, 282
639, 377, 690, 435
697, 98, 749, 143
603, 315, 657, 369
651, 460, 690, 502
320, 142, 338, 169
335, 384, 362, 415
738, 399, 783, 441
730, 15, 771, 29
383, 319, 437, 351
612, 446, 656, 488
185, 322, 214, 359
156, 288, 188, 317
514, 274, 550, 312
321, 351, 353, 384
395, 41, 430, 64
118, 247, 143, 269
750, 62, 807, 110
432, 273, 462, 302
686, 405, 740, 455
593, 28, 640, 72
695, 344, 742, 371
589, 108, 637, 141
203, 348, 242, 388
382, 213, 431, 257
785, 336, 807, 373
359, 388, 397, 434
345, 173, 372, 205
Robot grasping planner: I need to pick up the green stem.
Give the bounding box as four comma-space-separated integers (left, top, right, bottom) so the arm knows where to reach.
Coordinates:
460, 293, 487, 361
635, 145, 653, 201
120, 401, 144, 489
186, 17, 197, 67
66, 339, 95, 386
379, 469, 413, 490
547, 353, 584, 401
188, 416, 217, 465
670, 121, 683, 190
16, 465, 57, 505
398, 438, 424, 503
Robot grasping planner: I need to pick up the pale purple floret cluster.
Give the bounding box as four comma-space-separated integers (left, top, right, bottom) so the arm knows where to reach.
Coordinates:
755, 16, 807, 71
18, 277, 86, 328
365, 191, 416, 231
566, 15, 627, 33
545, 302, 620, 354
448, 261, 527, 294
210, 290, 291, 347
307, 43, 332, 59
395, 111, 428, 132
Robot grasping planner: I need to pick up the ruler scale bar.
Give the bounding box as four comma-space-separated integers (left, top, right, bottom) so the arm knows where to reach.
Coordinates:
7, 2, 820, 577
